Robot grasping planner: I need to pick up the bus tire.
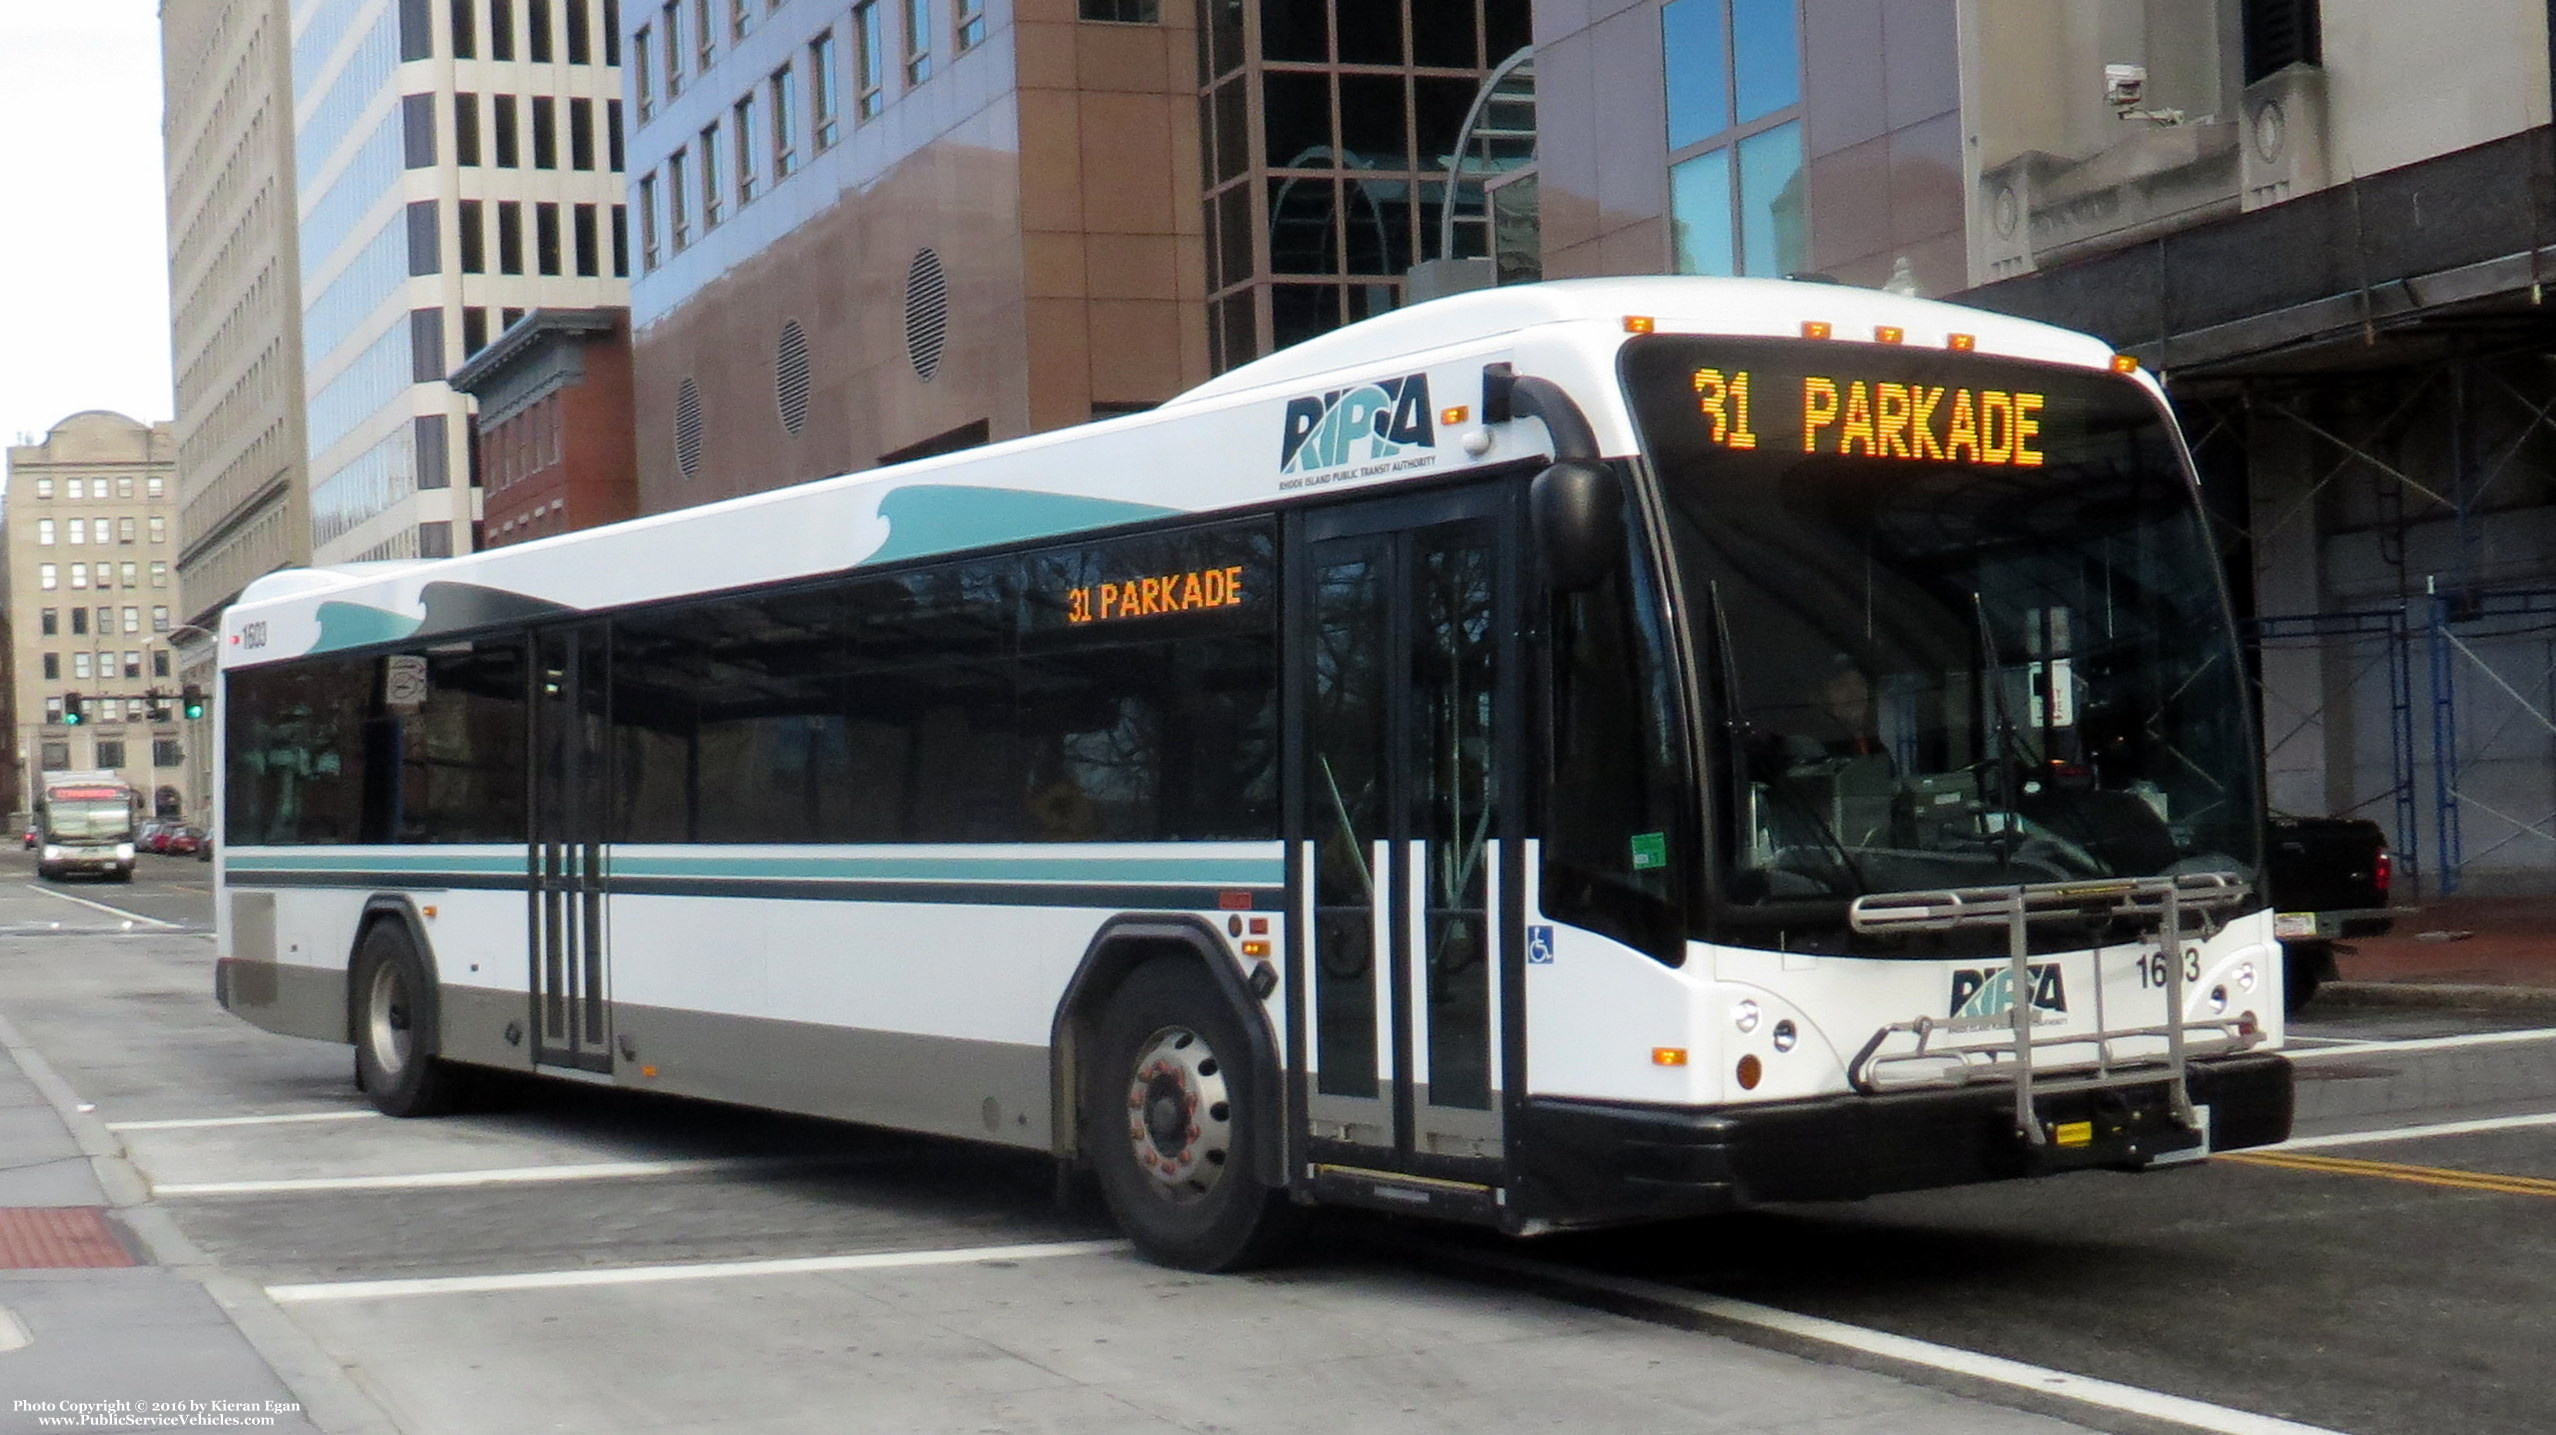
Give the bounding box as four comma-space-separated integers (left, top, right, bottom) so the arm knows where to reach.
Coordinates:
2281, 940, 2330, 1015
1086, 959, 1299, 1272
350, 922, 468, 1118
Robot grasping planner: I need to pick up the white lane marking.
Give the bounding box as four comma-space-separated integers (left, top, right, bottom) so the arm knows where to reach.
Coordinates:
266, 1238, 1128, 1303
21, 883, 183, 928
2288, 1027, 2556, 1061
110, 1110, 380, 1132
155, 1155, 830, 1196
1458, 1253, 2346, 1435
2267, 1110, 2556, 1151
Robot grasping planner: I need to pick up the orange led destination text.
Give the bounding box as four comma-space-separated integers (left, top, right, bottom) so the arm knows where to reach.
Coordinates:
1066, 566, 1247, 625
1690, 368, 2047, 467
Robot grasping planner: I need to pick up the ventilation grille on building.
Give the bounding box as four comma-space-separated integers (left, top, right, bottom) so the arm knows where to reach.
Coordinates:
675, 378, 704, 477
905, 249, 949, 382
775, 320, 811, 434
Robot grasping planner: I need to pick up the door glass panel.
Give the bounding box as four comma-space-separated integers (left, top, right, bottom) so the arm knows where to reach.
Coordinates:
1415, 526, 1496, 1111
1310, 547, 1386, 1100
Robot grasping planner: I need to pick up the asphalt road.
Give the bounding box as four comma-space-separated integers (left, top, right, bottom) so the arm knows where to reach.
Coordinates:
5, 852, 2552, 1435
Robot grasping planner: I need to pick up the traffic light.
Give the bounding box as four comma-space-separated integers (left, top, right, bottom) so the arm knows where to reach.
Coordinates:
62, 692, 84, 726
181, 684, 205, 720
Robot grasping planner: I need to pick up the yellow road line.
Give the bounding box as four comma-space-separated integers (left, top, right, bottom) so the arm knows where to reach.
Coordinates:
2223, 1149, 2556, 1199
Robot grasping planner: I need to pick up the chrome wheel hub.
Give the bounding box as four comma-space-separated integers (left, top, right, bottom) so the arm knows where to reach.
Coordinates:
1123, 1025, 1233, 1203
367, 963, 413, 1076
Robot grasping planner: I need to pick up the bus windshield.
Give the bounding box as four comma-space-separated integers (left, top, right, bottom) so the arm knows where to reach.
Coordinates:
1622, 336, 2260, 942
46, 799, 134, 842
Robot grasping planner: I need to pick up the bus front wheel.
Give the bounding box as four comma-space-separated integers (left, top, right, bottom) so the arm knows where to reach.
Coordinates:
1086, 960, 1298, 1272
351, 923, 467, 1118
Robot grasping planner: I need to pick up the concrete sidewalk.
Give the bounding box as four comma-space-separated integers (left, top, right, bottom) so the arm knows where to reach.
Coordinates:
2324, 894, 2556, 1011
0, 1012, 386, 1435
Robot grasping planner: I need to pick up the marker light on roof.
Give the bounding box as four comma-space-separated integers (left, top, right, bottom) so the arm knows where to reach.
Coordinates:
1874, 325, 1905, 344
2112, 353, 2142, 373
1801, 321, 1832, 340
1624, 315, 1656, 334
1948, 333, 1977, 351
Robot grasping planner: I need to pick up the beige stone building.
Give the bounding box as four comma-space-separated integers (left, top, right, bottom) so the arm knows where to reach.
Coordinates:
4, 415, 200, 823
161, 0, 311, 631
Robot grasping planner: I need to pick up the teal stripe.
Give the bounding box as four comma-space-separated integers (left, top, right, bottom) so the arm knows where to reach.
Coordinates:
224, 851, 1284, 885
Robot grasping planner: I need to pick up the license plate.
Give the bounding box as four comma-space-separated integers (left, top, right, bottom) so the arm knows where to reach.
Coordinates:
2274, 912, 2316, 939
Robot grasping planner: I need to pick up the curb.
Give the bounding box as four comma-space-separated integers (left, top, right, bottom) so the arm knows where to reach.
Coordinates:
2317, 980, 2556, 1017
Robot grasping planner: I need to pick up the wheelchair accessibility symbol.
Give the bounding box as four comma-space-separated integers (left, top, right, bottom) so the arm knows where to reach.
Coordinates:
1526, 925, 1555, 965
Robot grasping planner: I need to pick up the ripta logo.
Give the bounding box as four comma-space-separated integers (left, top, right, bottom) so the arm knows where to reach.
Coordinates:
1279, 373, 1436, 474
1948, 963, 2068, 1019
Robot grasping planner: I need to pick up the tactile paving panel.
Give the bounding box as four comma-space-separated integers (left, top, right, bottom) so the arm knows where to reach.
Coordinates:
0, 1208, 137, 1268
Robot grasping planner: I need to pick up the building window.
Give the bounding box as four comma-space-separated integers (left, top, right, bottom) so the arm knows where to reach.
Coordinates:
661, 2, 682, 95
69, 564, 87, 589
668, 150, 691, 249
149, 515, 166, 544
155, 739, 183, 768
770, 65, 798, 177
460, 199, 486, 271
34, 478, 52, 499
40, 609, 57, 635
119, 516, 136, 544
117, 477, 133, 497
605, 0, 622, 62
635, 24, 654, 116
533, 95, 559, 168
122, 607, 140, 635
36, 518, 53, 544
495, 95, 521, 167
39, 563, 56, 590
499, 200, 526, 272
810, 32, 840, 147
65, 479, 82, 499
698, 122, 722, 229
729, 0, 751, 39
94, 739, 125, 770
456, 92, 482, 164
956, 0, 984, 50
65, 517, 83, 545
120, 562, 136, 587
529, 0, 554, 60
570, 96, 596, 168
125, 651, 143, 678
733, 93, 760, 205
695, 0, 715, 71
146, 476, 163, 498
492, 0, 517, 58
851, 4, 883, 118
575, 203, 601, 275
903, 0, 930, 86
1078, 0, 1155, 20
42, 654, 58, 679
640, 173, 661, 267
149, 562, 166, 588
537, 201, 563, 274
73, 651, 92, 680
608, 99, 625, 170
453, 0, 478, 56
1662, 0, 1804, 278
153, 606, 171, 633
568, 0, 592, 61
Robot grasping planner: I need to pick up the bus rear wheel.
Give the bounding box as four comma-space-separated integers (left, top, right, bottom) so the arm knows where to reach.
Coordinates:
351, 923, 467, 1118
1086, 960, 1298, 1272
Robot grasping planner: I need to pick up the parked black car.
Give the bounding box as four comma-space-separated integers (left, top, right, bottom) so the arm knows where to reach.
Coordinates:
2264, 813, 2396, 1011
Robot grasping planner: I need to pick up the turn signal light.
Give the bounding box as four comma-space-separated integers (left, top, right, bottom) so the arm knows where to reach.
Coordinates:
1241, 940, 1271, 958
1874, 325, 1905, 345
1624, 315, 1656, 334
1440, 406, 1470, 425
1652, 1047, 1689, 1067
1947, 332, 1977, 351
1735, 1054, 1763, 1089
1801, 320, 1833, 340
2112, 353, 2142, 374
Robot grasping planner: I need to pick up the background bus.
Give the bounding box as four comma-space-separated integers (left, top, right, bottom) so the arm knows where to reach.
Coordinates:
210, 277, 2291, 1270
37, 771, 140, 882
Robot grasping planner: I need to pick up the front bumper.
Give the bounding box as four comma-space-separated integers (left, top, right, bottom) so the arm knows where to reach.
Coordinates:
1511, 1052, 2292, 1230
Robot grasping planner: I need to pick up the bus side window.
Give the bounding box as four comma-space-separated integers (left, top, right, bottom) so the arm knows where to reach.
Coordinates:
1541, 520, 1690, 963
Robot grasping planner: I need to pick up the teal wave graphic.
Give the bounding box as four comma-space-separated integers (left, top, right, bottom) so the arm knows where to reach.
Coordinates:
868, 485, 1178, 563
311, 601, 424, 653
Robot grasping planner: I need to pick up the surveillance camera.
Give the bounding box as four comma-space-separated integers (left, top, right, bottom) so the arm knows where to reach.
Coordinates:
2104, 63, 2147, 111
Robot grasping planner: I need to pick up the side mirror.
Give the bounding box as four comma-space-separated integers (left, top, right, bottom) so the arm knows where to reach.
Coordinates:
1531, 460, 1622, 591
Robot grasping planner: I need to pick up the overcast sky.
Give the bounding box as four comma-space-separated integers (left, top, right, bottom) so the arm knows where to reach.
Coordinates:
0, 4, 174, 457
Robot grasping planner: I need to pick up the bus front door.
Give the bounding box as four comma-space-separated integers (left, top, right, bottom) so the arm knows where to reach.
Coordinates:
530, 625, 613, 1074
1296, 485, 1523, 1204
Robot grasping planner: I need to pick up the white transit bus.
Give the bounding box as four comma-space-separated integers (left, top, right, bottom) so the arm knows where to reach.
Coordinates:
213, 277, 2292, 1269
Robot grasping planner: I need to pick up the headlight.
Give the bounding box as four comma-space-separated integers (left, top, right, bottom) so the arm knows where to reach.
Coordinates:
2236, 962, 2258, 992
1733, 1000, 1762, 1034
115, 843, 136, 861
42, 845, 63, 860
